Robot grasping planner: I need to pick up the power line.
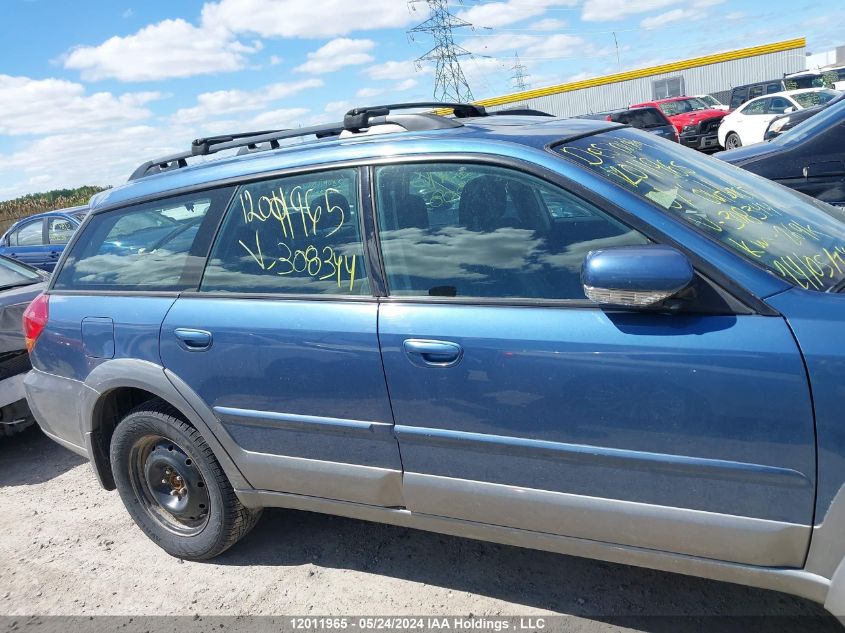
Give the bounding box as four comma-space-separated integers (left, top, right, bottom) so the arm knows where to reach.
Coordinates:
407, 0, 475, 102
510, 52, 529, 91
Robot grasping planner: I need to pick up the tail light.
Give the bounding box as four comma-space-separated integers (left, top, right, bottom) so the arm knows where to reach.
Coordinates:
23, 293, 49, 353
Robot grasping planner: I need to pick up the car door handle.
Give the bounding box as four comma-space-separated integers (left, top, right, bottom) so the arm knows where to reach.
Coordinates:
173, 328, 213, 351
403, 339, 463, 367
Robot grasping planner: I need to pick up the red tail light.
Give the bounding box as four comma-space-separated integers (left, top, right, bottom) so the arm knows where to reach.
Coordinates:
23, 293, 49, 353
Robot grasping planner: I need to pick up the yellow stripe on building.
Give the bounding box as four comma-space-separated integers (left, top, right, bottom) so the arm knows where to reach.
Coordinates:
434, 37, 806, 114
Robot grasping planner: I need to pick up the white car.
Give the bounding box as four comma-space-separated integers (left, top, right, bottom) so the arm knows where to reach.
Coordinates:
718, 88, 841, 149
695, 94, 729, 111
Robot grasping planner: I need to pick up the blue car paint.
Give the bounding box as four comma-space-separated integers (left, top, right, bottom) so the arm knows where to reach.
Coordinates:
378, 303, 815, 524
0, 210, 82, 272
766, 288, 845, 521
25, 116, 845, 574
159, 297, 402, 484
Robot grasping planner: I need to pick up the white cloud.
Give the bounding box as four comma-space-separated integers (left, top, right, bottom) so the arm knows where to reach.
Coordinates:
640, 8, 696, 28
639, 0, 724, 29
269, 55, 283, 65
121, 8, 134, 18
582, 0, 679, 22
247, 108, 311, 128
457, 0, 576, 29
529, 18, 568, 30
201, 0, 413, 39
464, 33, 589, 60
0, 74, 161, 136
62, 18, 259, 81
324, 100, 352, 116
395, 78, 418, 91
294, 38, 375, 74
356, 87, 385, 99
171, 78, 323, 123
365, 60, 431, 81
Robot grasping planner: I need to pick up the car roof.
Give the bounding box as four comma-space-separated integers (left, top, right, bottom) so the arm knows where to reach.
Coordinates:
90, 115, 618, 212
731, 79, 783, 90
18, 205, 88, 221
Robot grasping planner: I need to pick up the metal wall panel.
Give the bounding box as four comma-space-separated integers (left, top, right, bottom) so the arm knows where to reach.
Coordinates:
489, 48, 806, 117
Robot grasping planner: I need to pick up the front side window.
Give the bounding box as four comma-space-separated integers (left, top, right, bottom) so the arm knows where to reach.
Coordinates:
11, 220, 44, 246
374, 163, 647, 300
48, 217, 75, 244
792, 89, 840, 109
555, 128, 845, 291
53, 189, 231, 291
201, 168, 370, 295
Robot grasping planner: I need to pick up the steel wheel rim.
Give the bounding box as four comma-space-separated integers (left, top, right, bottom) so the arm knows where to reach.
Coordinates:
127, 434, 210, 536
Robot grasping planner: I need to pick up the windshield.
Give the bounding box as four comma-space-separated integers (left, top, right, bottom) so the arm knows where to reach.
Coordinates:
772, 96, 845, 146
0, 256, 43, 289
699, 95, 720, 107
792, 89, 841, 108
658, 98, 709, 116
554, 127, 845, 292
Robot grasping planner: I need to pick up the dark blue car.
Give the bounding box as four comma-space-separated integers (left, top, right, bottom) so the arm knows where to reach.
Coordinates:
21, 104, 845, 616
0, 206, 87, 271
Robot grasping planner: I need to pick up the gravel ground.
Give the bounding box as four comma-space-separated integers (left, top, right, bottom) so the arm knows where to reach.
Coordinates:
0, 426, 841, 632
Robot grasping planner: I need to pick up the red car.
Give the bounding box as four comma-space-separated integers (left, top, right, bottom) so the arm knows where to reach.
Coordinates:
631, 96, 727, 151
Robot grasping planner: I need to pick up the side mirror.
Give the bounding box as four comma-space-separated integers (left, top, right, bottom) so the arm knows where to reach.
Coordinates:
784, 106, 797, 114
581, 245, 694, 309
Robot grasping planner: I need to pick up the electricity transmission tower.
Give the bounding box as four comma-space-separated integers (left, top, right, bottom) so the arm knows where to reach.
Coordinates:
407, 0, 474, 102
510, 52, 529, 92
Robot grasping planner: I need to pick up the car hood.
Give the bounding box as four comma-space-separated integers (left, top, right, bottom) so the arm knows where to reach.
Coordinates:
667, 109, 727, 126
713, 141, 781, 165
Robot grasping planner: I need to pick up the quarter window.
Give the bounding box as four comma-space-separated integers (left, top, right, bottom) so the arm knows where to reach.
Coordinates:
374, 163, 647, 300
10, 220, 44, 246
201, 168, 370, 295
53, 189, 232, 291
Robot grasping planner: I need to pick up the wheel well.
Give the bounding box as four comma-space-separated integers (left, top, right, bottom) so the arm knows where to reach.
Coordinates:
90, 387, 177, 490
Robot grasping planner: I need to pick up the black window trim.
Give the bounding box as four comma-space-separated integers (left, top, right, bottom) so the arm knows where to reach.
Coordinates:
366, 155, 769, 314
47, 152, 775, 315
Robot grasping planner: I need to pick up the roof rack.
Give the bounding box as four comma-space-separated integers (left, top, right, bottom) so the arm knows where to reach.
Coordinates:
128, 101, 493, 181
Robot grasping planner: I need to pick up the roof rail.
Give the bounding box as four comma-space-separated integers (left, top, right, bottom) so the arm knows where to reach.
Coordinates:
344, 101, 486, 131
128, 101, 487, 181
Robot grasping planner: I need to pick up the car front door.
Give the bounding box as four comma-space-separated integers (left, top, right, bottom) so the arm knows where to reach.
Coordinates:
3, 218, 48, 269
45, 216, 76, 271
159, 166, 404, 507
373, 160, 815, 567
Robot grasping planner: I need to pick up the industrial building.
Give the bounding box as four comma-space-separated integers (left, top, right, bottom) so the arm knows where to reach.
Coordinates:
477, 38, 807, 117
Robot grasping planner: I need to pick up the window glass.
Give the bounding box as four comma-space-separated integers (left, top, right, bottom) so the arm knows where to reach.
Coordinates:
741, 99, 768, 115
766, 83, 783, 94
615, 108, 667, 129
53, 190, 230, 291
47, 217, 75, 244
0, 256, 43, 288
11, 220, 44, 246
792, 89, 840, 109
749, 85, 764, 99
555, 127, 845, 292
730, 88, 747, 110
375, 164, 647, 300
201, 169, 370, 295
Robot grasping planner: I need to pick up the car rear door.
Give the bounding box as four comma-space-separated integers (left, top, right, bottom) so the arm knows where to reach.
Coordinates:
373, 159, 815, 567
159, 166, 403, 506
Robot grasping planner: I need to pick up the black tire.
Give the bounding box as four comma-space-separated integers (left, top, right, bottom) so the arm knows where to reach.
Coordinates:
725, 132, 742, 149
110, 400, 261, 560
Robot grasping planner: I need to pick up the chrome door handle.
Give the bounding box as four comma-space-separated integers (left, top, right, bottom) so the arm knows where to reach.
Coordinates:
174, 328, 213, 351
403, 339, 463, 367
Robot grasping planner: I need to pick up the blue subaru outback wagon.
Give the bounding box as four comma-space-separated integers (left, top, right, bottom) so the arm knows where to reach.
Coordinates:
22, 103, 845, 613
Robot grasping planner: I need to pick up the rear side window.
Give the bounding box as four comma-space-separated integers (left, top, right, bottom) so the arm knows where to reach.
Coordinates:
53, 188, 233, 291
47, 217, 75, 244
200, 168, 370, 295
